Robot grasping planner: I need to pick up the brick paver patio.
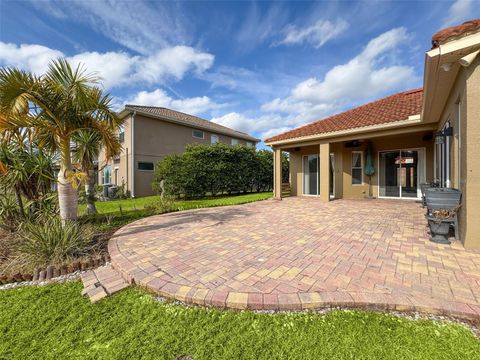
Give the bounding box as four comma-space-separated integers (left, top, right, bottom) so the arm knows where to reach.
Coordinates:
109, 197, 480, 320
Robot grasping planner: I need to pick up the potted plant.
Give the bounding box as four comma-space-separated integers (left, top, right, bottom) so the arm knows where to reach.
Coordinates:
427, 207, 459, 244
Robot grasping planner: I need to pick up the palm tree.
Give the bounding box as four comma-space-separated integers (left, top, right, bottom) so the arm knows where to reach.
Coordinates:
0, 58, 123, 221
72, 130, 119, 215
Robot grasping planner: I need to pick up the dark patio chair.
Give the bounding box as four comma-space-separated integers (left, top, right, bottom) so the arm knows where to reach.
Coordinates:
420, 182, 438, 207
425, 188, 462, 240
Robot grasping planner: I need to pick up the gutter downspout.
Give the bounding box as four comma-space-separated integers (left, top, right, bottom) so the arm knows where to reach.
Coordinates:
459, 49, 480, 67
131, 111, 136, 198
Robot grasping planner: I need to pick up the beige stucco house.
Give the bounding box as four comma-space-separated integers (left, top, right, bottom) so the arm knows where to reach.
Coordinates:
98, 105, 259, 197
265, 19, 480, 249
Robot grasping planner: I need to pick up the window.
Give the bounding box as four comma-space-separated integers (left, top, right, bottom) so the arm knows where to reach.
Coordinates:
303, 154, 319, 195
351, 151, 363, 185
102, 165, 112, 184
119, 126, 125, 143
211, 134, 219, 144
138, 162, 154, 171
231, 138, 239, 145
192, 129, 204, 139
246, 141, 253, 147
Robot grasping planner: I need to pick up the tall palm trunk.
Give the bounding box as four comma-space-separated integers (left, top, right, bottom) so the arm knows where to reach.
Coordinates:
85, 169, 97, 215
58, 139, 78, 221
14, 185, 25, 218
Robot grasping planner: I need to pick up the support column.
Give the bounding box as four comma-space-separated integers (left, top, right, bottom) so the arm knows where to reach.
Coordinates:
319, 143, 330, 202
273, 148, 282, 200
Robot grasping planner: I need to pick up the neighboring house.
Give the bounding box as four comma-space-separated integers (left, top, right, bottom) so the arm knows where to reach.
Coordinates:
265, 19, 480, 249
98, 105, 259, 198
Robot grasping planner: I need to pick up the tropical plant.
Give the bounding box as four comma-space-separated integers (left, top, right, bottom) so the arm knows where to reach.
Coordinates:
18, 217, 92, 265
72, 130, 109, 215
0, 133, 54, 218
0, 58, 123, 221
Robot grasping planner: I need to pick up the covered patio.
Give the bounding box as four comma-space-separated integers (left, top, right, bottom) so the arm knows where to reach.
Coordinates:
109, 197, 480, 320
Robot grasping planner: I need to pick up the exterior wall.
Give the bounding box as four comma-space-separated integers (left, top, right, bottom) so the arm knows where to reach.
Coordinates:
342, 132, 434, 199
436, 55, 480, 248
98, 113, 256, 198
287, 132, 434, 200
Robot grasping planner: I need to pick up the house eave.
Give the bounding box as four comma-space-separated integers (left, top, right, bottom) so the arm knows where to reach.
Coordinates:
422, 31, 480, 123
264, 115, 422, 147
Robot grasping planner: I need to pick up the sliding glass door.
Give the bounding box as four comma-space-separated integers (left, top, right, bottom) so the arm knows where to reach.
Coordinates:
303, 154, 319, 196
379, 149, 425, 199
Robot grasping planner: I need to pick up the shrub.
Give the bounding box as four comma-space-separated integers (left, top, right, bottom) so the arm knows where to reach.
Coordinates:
0, 193, 21, 231
18, 218, 92, 265
153, 144, 289, 198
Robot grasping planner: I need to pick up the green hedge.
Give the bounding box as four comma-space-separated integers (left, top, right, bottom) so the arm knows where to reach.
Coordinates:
152, 143, 288, 198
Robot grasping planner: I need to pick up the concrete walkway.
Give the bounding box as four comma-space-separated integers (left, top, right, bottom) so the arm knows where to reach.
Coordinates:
108, 197, 480, 320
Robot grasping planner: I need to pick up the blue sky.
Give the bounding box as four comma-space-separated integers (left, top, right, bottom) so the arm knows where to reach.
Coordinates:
1, 0, 479, 145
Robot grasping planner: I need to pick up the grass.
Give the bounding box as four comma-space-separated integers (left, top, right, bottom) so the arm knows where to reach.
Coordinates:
80, 192, 272, 215
80, 192, 272, 232
0, 283, 478, 360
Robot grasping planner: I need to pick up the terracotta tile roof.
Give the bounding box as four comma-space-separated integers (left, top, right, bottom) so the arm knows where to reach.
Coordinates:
123, 105, 260, 142
432, 19, 480, 48
264, 89, 423, 143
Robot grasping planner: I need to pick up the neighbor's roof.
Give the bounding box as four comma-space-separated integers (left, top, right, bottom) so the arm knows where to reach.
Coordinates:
122, 105, 260, 142
432, 19, 480, 48
264, 89, 423, 143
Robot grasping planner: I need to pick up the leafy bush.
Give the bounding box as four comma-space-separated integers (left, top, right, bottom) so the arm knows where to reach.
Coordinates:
153, 144, 289, 198
19, 218, 92, 265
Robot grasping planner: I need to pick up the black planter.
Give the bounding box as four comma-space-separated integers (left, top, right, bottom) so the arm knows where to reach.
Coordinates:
428, 219, 451, 244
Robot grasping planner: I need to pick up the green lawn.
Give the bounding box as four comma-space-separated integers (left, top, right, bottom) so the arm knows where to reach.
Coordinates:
80, 192, 272, 215
0, 283, 478, 360
80, 192, 272, 232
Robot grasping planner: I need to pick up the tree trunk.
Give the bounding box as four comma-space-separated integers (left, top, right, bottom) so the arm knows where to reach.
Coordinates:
14, 186, 25, 218
85, 169, 97, 215
58, 138, 78, 221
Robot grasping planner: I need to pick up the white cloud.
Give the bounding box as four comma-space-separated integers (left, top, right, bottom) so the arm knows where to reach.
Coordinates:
277, 19, 348, 48
31, 0, 190, 55
215, 27, 420, 141
68, 51, 135, 89
271, 28, 416, 106
127, 89, 221, 115
135, 46, 214, 83
235, 3, 289, 52
211, 112, 286, 139
443, 0, 474, 27
0, 43, 63, 74
0, 43, 214, 89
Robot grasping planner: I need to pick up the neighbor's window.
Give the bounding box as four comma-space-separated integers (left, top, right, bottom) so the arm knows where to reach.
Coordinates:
102, 165, 112, 184
192, 129, 204, 139
119, 126, 125, 143
231, 138, 239, 145
246, 141, 253, 147
351, 151, 363, 185
211, 134, 219, 144
138, 162, 154, 171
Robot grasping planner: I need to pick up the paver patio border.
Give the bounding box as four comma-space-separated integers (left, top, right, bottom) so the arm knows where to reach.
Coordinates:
108, 206, 480, 322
